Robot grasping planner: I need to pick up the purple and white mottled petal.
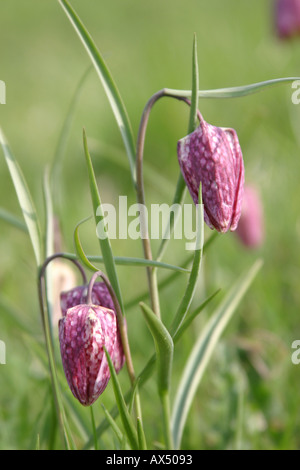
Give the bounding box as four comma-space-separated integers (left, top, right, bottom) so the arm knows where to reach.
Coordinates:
177, 116, 244, 233
59, 281, 125, 389
59, 304, 117, 406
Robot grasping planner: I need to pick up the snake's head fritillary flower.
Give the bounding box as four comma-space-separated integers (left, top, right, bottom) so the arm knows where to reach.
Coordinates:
275, 0, 300, 39
235, 185, 264, 249
59, 304, 118, 406
60, 281, 125, 374
177, 114, 244, 233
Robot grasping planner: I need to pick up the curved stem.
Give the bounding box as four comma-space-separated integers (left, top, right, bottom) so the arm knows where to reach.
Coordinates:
136, 89, 196, 319
39, 252, 87, 286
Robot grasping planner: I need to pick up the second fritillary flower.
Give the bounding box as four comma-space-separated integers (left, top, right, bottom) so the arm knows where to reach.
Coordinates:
177, 113, 244, 233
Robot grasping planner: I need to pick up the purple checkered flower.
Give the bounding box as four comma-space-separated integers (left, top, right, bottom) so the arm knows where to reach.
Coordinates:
177, 113, 244, 233
59, 304, 117, 406
275, 0, 300, 39
59, 281, 125, 405
60, 282, 125, 375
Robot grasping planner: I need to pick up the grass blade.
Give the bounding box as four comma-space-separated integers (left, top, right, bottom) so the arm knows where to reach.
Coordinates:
173, 288, 221, 342
171, 258, 263, 449
42, 167, 56, 336
58, 0, 136, 183
169, 190, 204, 337
0, 128, 42, 266
73, 217, 99, 272
139, 302, 173, 396
83, 129, 124, 311
54, 250, 190, 273
88, 255, 190, 272
188, 33, 199, 134
139, 302, 174, 448
0, 207, 27, 232
104, 348, 139, 450
101, 404, 124, 446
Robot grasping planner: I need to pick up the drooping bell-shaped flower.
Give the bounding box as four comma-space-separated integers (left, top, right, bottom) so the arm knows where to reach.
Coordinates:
177, 114, 244, 233
59, 304, 117, 406
235, 185, 264, 249
275, 0, 300, 39
60, 281, 125, 375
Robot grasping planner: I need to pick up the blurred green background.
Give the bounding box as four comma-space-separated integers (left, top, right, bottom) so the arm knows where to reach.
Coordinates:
0, 0, 300, 450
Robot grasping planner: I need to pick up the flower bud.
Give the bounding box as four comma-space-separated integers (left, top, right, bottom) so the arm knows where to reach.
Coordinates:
59, 304, 117, 406
235, 185, 264, 249
60, 282, 125, 375
275, 0, 300, 39
177, 114, 244, 233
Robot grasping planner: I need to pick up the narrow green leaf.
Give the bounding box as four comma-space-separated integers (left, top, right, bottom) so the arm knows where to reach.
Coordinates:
88, 255, 190, 273
104, 348, 139, 450
73, 217, 99, 272
139, 302, 173, 396
173, 288, 221, 342
83, 129, 124, 312
169, 189, 204, 337
53, 250, 190, 273
156, 172, 187, 262
140, 302, 174, 449
58, 0, 136, 183
43, 167, 54, 260
187, 33, 199, 134
171, 258, 263, 449
101, 404, 124, 445
0, 127, 42, 266
0, 207, 27, 232
42, 166, 57, 338
137, 417, 147, 450
164, 77, 300, 100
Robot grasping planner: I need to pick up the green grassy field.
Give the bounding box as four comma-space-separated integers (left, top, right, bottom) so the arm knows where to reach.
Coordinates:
0, 0, 300, 450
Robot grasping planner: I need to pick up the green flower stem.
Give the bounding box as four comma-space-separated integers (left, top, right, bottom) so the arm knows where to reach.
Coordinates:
161, 391, 174, 450
90, 405, 98, 450
135, 90, 192, 319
